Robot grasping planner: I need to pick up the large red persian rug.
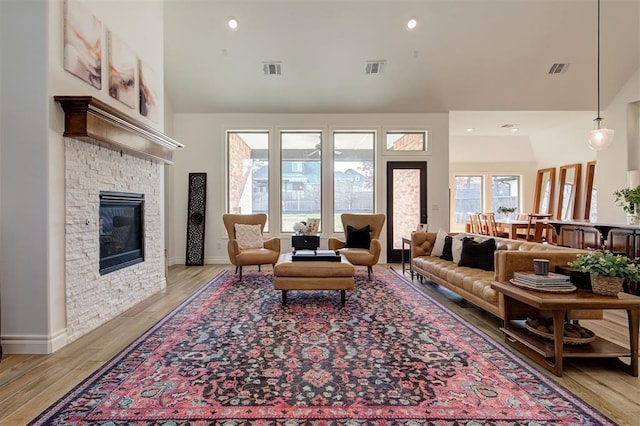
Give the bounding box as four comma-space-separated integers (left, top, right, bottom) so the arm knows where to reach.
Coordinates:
31, 269, 614, 425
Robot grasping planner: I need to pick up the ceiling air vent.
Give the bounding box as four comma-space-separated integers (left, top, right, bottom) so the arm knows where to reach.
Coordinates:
500, 123, 519, 129
263, 62, 282, 76
365, 61, 386, 75
548, 63, 570, 74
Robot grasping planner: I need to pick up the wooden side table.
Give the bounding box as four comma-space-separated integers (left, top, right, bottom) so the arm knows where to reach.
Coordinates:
491, 281, 640, 377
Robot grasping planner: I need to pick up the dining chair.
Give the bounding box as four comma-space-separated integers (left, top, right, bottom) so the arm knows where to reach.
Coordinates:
481, 213, 509, 238
524, 213, 554, 243
468, 213, 482, 234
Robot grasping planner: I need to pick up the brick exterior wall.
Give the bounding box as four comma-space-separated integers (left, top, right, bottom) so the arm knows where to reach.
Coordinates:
392, 169, 421, 249
228, 133, 252, 213
392, 134, 424, 150
65, 138, 165, 342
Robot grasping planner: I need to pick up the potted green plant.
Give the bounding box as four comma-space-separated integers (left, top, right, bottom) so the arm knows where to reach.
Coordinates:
568, 250, 639, 296
496, 206, 517, 220
613, 185, 640, 224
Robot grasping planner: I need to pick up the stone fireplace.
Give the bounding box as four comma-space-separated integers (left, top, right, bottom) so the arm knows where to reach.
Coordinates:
99, 191, 145, 275
56, 96, 182, 343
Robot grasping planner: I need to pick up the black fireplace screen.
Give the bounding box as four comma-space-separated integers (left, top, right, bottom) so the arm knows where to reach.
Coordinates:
99, 191, 144, 275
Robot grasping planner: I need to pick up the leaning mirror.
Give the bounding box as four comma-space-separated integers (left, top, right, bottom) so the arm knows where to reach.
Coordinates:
533, 168, 556, 215
583, 161, 596, 221
556, 163, 582, 220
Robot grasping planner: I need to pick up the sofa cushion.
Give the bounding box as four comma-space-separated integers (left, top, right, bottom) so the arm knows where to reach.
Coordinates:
432, 229, 448, 257
235, 224, 264, 249
452, 235, 470, 263
346, 224, 371, 249
458, 238, 496, 271
440, 236, 454, 261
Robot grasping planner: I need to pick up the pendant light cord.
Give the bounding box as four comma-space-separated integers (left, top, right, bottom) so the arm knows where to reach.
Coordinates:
596, 0, 601, 120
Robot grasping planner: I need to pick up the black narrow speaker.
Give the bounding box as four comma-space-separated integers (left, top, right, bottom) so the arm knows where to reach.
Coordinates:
185, 173, 207, 266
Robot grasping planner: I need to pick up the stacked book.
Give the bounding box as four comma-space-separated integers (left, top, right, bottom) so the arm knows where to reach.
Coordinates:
292, 249, 341, 262
512, 272, 574, 290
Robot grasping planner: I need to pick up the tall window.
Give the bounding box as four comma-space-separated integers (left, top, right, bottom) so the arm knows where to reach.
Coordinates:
454, 176, 482, 227
281, 131, 322, 232
333, 132, 375, 232
492, 175, 519, 218
386, 131, 427, 151
227, 131, 269, 229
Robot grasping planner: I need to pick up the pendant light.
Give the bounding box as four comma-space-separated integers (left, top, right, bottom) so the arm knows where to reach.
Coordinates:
587, 0, 614, 151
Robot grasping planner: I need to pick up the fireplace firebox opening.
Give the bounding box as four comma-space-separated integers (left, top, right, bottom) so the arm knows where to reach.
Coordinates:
99, 191, 144, 275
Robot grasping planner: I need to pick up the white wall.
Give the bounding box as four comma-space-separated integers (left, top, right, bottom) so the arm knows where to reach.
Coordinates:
0, 0, 166, 354
0, 0, 51, 352
170, 113, 449, 265
450, 135, 536, 163
596, 68, 640, 223
528, 113, 597, 220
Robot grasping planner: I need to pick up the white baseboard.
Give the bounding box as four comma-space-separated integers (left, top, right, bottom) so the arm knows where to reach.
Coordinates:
170, 256, 230, 265
1, 328, 68, 354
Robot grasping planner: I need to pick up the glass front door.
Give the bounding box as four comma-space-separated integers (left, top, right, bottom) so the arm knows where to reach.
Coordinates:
386, 162, 427, 262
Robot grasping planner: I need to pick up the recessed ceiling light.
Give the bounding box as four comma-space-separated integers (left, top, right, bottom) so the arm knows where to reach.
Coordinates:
407, 18, 417, 30
227, 16, 238, 30
511, 128, 519, 132
466, 128, 474, 132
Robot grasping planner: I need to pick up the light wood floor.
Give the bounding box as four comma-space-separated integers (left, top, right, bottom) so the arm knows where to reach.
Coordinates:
0, 264, 638, 425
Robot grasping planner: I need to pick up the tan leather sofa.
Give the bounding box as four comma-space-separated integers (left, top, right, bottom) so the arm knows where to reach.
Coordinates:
411, 232, 590, 319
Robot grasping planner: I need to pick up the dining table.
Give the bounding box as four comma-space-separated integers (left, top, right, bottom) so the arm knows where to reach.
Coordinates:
494, 219, 530, 239
465, 219, 529, 239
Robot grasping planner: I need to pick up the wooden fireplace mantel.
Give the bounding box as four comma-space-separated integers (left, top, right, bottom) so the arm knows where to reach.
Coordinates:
54, 96, 183, 164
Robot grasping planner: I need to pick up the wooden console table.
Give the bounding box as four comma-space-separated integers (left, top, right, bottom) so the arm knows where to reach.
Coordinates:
491, 281, 640, 377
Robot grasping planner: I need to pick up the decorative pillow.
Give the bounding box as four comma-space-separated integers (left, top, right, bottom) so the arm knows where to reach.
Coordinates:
452, 235, 470, 264
431, 229, 448, 257
440, 236, 453, 261
234, 224, 264, 249
346, 225, 371, 249
458, 238, 496, 271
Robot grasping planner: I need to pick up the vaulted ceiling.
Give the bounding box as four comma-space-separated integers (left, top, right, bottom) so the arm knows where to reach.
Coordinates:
164, 0, 639, 135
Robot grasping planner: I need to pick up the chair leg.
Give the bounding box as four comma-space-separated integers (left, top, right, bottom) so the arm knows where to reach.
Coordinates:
235, 265, 239, 274
258, 265, 261, 271
367, 266, 373, 280
238, 266, 243, 281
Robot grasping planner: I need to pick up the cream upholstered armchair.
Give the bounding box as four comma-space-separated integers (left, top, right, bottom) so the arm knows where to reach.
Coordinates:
223, 213, 281, 280
328, 213, 386, 280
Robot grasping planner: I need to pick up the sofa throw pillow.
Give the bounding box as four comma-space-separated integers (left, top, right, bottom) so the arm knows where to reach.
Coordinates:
346, 225, 371, 249
452, 235, 470, 264
440, 236, 454, 261
234, 224, 264, 250
458, 237, 496, 271
431, 229, 448, 257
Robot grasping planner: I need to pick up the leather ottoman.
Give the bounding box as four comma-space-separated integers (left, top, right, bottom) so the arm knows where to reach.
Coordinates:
273, 253, 355, 306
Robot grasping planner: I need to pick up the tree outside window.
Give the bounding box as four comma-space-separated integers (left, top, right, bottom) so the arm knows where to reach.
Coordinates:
334, 132, 374, 232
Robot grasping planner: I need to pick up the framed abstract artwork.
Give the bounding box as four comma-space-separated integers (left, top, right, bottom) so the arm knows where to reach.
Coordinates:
139, 59, 159, 123
63, 0, 102, 89
108, 31, 136, 108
